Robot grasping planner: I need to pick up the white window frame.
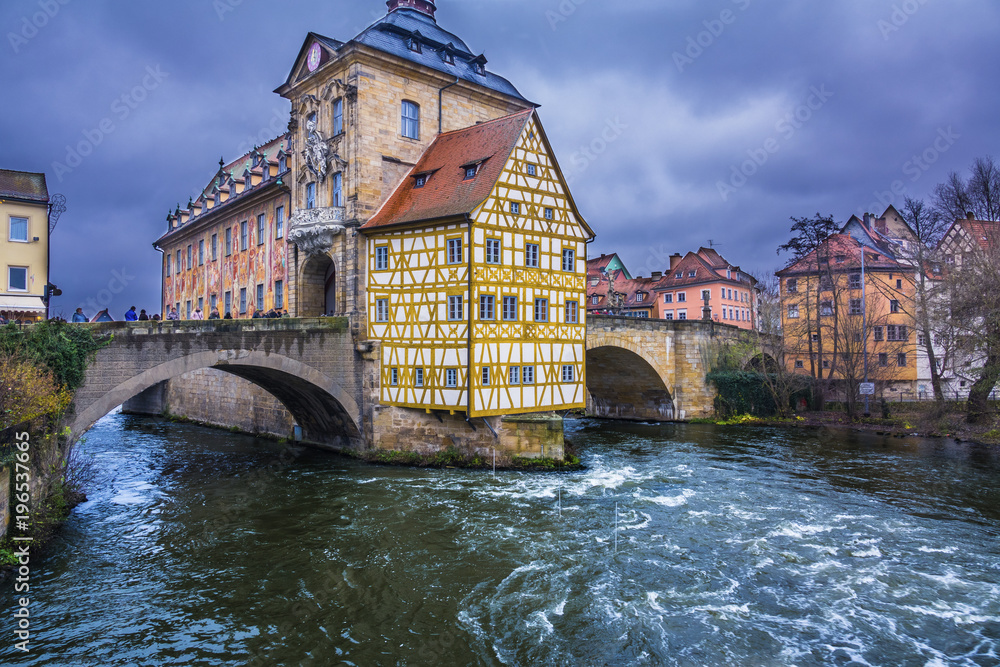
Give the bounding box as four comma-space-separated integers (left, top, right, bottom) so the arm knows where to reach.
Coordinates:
375, 246, 389, 271
275, 206, 285, 239
509, 366, 520, 385
402, 100, 420, 140
561, 365, 575, 383
9, 216, 28, 242
482, 367, 490, 386
7, 266, 28, 292
522, 366, 535, 384
375, 298, 389, 323
415, 368, 424, 388
257, 214, 266, 246
446, 368, 458, 388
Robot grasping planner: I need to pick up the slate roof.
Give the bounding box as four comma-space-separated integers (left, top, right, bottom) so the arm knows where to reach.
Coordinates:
361, 109, 533, 231
287, 8, 531, 104
0, 169, 48, 203
154, 134, 289, 246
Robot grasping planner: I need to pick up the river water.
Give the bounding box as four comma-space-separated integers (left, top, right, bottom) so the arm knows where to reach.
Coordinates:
3, 412, 1000, 666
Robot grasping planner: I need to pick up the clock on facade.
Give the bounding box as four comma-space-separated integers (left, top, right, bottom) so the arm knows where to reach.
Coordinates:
307, 43, 322, 72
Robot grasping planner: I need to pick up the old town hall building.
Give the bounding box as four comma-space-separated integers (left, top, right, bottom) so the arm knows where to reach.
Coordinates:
153, 0, 592, 450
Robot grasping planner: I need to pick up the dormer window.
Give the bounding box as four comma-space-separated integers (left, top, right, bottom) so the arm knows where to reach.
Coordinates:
278, 154, 287, 173
442, 50, 454, 65
407, 37, 421, 53
688, 270, 697, 278
636, 293, 645, 302
464, 165, 478, 180
213, 190, 220, 206
470, 54, 487, 76
414, 174, 427, 188
244, 171, 253, 190
674, 272, 682, 279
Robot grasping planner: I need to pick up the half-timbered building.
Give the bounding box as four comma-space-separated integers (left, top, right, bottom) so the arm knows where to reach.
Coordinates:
362, 109, 594, 417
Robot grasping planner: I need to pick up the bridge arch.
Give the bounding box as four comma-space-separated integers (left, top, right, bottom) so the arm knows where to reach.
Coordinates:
70, 350, 361, 449
585, 343, 675, 421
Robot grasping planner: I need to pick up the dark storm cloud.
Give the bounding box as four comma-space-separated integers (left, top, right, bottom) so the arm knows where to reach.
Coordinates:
2, 0, 998, 315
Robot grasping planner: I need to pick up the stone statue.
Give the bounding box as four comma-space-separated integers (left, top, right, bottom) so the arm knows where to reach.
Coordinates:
304, 115, 330, 182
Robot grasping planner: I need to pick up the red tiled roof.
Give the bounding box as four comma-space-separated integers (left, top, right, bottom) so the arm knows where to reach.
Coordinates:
696, 247, 728, 269
776, 233, 903, 276
587, 255, 615, 274
943, 218, 1000, 251
362, 110, 534, 231
0, 169, 48, 203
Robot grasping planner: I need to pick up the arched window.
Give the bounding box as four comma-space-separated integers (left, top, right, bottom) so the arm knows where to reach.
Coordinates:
401, 101, 419, 140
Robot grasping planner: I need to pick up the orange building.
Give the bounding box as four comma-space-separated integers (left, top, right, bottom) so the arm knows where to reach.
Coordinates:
154, 135, 291, 319
651, 248, 758, 327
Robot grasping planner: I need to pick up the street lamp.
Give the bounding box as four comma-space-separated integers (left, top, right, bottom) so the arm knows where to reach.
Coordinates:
857, 238, 870, 416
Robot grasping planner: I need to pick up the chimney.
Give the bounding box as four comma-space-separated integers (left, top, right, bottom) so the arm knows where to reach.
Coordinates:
651, 271, 663, 281
967, 211, 975, 220
863, 212, 871, 229
387, 0, 436, 20
669, 253, 683, 270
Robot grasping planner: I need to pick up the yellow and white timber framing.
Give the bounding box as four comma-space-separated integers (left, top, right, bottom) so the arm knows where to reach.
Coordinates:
366, 114, 593, 417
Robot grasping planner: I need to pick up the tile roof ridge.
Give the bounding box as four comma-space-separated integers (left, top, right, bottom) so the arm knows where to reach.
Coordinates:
437, 108, 533, 138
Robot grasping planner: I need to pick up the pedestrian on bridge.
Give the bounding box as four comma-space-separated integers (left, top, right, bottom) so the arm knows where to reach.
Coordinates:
125, 306, 138, 321
72, 308, 88, 323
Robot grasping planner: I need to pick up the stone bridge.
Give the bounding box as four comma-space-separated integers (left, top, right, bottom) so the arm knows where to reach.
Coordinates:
69, 318, 365, 449
586, 316, 772, 421
68, 316, 773, 452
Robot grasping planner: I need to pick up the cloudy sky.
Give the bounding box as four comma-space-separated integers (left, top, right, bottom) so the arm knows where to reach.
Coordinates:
2, 0, 998, 316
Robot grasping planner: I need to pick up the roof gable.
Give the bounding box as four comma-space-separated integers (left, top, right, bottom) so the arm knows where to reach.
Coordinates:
362, 110, 532, 230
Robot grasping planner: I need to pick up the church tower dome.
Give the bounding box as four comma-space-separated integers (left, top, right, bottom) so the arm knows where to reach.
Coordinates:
386, 0, 436, 21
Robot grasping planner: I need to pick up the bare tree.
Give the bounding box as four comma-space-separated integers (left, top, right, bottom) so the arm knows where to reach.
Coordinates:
777, 214, 840, 404
888, 197, 952, 404
932, 156, 1000, 223
945, 229, 1000, 423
